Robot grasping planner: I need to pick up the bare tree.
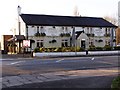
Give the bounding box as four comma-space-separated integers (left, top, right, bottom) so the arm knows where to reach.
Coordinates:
104, 15, 118, 26
73, 6, 80, 16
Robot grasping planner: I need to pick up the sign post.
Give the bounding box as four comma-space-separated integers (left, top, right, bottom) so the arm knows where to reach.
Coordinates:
23, 40, 30, 48
23, 40, 30, 56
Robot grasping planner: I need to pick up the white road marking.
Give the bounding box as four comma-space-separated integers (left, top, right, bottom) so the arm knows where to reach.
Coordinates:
7, 61, 25, 65
56, 59, 64, 62
91, 57, 95, 60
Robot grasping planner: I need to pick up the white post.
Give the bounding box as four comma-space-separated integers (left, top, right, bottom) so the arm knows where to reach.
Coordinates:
17, 5, 21, 53
17, 5, 21, 35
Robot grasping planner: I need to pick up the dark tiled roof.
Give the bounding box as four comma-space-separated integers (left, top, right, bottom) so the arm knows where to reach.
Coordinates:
15, 35, 25, 40
8, 35, 25, 42
20, 14, 117, 28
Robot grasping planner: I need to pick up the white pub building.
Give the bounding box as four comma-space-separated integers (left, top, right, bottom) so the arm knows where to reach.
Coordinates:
8, 7, 117, 53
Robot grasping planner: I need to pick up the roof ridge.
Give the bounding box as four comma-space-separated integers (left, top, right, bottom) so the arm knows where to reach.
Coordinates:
21, 13, 102, 19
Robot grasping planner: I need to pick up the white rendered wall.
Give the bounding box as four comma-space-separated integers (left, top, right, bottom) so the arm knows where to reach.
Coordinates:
20, 20, 113, 49
27, 26, 72, 36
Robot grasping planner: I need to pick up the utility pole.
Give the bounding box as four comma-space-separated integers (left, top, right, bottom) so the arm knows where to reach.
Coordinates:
17, 5, 21, 53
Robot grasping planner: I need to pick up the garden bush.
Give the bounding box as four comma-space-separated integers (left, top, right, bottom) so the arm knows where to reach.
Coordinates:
114, 46, 120, 50
111, 76, 120, 89
88, 45, 96, 51
95, 47, 103, 51
34, 47, 40, 52
54, 47, 62, 52
80, 47, 85, 51
104, 45, 112, 51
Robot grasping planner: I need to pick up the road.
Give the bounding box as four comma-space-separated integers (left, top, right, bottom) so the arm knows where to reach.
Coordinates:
1, 55, 119, 77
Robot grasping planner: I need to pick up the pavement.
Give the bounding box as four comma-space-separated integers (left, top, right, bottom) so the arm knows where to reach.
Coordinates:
1, 54, 32, 59
1, 67, 118, 88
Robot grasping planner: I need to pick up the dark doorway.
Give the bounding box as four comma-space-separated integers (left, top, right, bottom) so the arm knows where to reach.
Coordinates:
81, 40, 86, 49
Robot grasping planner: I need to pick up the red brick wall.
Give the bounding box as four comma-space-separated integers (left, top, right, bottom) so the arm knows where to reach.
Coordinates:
116, 28, 120, 45
3, 35, 13, 54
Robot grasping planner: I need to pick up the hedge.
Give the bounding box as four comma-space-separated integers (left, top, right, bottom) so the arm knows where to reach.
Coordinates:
111, 76, 120, 89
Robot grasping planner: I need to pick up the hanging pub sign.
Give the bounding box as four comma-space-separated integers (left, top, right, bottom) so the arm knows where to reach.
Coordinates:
23, 40, 30, 48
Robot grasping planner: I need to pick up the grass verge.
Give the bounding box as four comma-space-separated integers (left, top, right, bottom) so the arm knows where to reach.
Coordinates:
111, 76, 120, 90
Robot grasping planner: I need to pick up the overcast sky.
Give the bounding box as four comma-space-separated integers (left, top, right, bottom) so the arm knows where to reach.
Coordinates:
0, 0, 119, 37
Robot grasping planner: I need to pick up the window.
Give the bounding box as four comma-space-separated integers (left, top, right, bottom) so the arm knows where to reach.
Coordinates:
90, 28, 92, 34
105, 28, 110, 37
105, 28, 107, 35
62, 40, 68, 47
62, 42, 64, 47
65, 42, 68, 47
37, 42, 39, 47
62, 27, 64, 30
36, 40, 43, 47
37, 26, 39, 33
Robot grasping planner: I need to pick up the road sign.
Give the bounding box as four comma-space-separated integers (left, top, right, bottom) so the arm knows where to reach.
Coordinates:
23, 40, 30, 48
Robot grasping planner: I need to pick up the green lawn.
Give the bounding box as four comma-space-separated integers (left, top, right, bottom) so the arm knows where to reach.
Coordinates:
111, 76, 120, 90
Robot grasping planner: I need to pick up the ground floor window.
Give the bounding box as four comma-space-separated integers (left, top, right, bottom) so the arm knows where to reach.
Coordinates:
36, 40, 43, 48
105, 40, 110, 46
62, 40, 68, 47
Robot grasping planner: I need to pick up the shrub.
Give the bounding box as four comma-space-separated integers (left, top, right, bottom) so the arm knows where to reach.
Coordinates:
34, 47, 40, 52
88, 45, 96, 51
60, 33, 70, 37
114, 46, 120, 50
95, 47, 103, 51
70, 47, 76, 52
46, 48, 50, 52
80, 47, 85, 51
104, 45, 112, 51
54, 47, 62, 52
34, 32, 40, 37
39, 47, 47, 52
111, 76, 120, 89
34, 32, 46, 37
76, 47, 80, 52
62, 47, 68, 52
66, 33, 71, 37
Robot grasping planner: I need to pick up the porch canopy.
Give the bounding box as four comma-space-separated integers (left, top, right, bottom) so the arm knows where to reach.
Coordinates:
20, 14, 117, 28
7, 35, 25, 42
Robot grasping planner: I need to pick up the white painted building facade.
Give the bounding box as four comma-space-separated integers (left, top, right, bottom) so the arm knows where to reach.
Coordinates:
15, 14, 116, 51
19, 16, 115, 50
